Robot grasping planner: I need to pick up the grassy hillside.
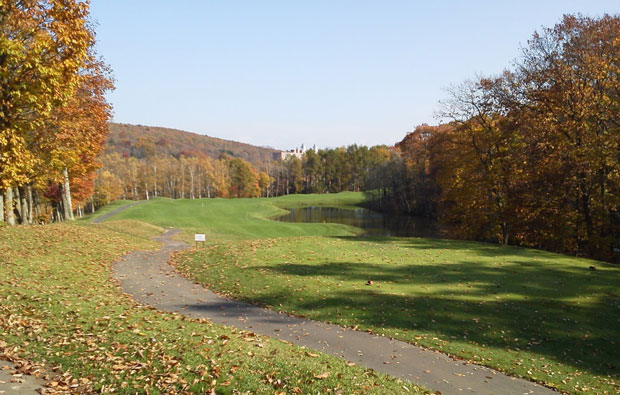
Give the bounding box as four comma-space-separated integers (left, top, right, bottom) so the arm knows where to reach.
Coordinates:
98, 193, 620, 393
0, 220, 419, 393
107, 122, 277, 166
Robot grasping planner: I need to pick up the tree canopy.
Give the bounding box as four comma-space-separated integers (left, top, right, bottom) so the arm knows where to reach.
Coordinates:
1, 0, 113, 224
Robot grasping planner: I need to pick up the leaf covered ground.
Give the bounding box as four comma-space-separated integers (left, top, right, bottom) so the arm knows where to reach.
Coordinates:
0, 220, 423, 394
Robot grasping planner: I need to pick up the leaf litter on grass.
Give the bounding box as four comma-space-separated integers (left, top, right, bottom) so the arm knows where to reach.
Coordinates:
0, 223, 424, 394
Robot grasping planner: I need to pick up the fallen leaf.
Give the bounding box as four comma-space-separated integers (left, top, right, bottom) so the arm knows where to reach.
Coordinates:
314, 372, 330, 379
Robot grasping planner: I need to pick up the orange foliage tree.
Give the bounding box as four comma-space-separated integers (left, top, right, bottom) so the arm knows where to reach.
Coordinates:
0, 0, 112, 224
393, 15, 620, 261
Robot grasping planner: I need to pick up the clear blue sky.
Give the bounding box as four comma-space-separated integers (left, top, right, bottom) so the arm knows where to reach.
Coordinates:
90, 1, 619, 150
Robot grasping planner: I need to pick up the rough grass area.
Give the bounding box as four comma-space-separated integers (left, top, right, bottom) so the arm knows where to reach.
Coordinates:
98, 192, 367, 241
0, 222, 421, 394
174, 236, 620, 394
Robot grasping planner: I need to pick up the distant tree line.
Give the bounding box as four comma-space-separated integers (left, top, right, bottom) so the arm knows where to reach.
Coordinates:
93, 145, 395, 206
270, 145, 394, 196
367, 15, 620, 262
94, 153, 266, 205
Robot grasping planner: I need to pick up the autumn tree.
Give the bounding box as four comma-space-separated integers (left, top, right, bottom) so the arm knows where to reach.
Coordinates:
395, 14, 620, 260
258, 171, 272, 197
284, 157, 303, 194
0, 0, 111, 224
394, 125, 442, 217
514, 14, 620, 258
93, 169, 123, 208
227, 158, 260, 198
38, 59, 113, 220
437, 76, 525, 244
302, 149, 323, 193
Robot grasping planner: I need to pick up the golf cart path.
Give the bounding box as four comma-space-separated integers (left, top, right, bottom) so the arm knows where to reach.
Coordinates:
0, 361, 47, 395
112, 228, 556, 395
91, 200, 146, 224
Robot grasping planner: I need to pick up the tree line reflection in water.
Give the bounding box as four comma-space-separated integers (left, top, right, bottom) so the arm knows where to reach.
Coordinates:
275, 207, 441, 238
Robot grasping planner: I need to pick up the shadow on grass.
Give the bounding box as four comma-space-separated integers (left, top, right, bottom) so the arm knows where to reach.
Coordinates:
253, 258, 619, 379
335, 235, 578, 260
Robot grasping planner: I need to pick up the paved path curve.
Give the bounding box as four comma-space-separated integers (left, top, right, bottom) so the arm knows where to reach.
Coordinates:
113, 229, 556, 395
0, 361, 47, 395
92, 200, 146, 224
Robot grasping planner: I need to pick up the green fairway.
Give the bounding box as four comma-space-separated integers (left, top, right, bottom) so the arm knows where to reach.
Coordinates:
95, 193, 620, 393
101, 192, 368, 241
175, 236, 620, 393
0, 220, 420, 394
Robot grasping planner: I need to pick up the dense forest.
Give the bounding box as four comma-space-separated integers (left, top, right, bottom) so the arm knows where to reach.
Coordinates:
2, 6, 618, 263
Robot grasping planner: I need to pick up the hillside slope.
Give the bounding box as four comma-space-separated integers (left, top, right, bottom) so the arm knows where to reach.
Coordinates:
106, 122, 277, 165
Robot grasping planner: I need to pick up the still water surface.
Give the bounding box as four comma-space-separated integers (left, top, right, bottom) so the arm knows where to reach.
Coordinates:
274, 206, 441, 238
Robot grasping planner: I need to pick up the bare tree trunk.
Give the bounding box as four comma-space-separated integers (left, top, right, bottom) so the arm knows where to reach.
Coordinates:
62, 168, 75, 220
6, 188, 15, 226
189, 167, 195, 199
181, 163, 185, 199
33, 190, 42, 222
14, 187, 22, 222
27, 185, 33, 224
17, 186, 28, 225
90, 196, 95, 213
60, 184, 68, 221
197, 168, 202, 199
144, 178, 150, 200
0, 192, 4, 223
33, 189, 40, 217
169, 179, 175, 198
56, 204, 63, 222
153, 165, 158, 197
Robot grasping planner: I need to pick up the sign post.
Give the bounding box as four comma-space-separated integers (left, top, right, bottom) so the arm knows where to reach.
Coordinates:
194, 233, 206, 247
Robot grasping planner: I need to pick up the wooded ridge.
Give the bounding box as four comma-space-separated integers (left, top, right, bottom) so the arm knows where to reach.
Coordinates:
106, 122, 277, 166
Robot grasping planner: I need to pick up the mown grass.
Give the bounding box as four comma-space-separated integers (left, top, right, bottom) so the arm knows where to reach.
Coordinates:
95, 193, 620, 392
175, 236, 620, 393
103, 192, 367, 241
0, 221, 422, 394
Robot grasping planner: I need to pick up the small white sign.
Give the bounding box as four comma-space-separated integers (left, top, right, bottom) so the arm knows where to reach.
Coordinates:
195, 233, 206, 242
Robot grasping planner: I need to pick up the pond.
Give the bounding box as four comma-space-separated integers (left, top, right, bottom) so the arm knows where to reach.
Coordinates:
274, 206, 441, 238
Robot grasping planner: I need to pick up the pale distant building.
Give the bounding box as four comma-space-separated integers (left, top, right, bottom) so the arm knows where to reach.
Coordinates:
273, 144, 315, 161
